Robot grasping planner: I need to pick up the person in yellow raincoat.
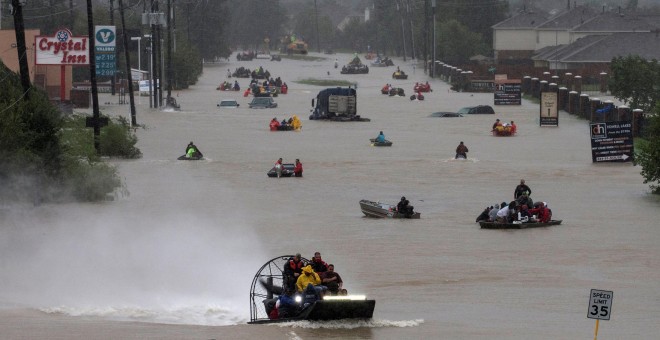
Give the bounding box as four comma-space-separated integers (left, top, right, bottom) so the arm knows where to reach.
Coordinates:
291, 114, 302, 131
296, 265, 322, 292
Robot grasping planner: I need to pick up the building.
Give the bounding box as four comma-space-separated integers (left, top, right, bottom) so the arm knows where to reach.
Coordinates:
0, 29, 74, 101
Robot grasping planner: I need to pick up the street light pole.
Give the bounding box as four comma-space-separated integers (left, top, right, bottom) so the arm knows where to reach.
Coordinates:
314, 0, 320, 53
144, 34, 153, 108
431, 0, 436, 78
131, 36, 141, 72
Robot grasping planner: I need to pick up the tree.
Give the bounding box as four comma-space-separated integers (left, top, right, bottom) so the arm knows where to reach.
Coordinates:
292, 7, 337, 51
610, 56, 660, 112
225, 0, 286, 50
180, 0, 232, 59
0, 60, 124, 202
437, 19, 488, 64
634, 104, 660, 194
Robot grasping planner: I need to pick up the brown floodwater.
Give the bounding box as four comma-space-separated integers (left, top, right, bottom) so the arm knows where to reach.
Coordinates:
1, 52, 659, 340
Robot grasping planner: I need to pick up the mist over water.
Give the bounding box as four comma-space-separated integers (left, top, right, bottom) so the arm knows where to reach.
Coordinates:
0, 191, 266, 325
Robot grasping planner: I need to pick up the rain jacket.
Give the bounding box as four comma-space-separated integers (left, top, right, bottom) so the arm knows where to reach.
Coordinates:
291, 115, 302, 131
296, 266, 321, 292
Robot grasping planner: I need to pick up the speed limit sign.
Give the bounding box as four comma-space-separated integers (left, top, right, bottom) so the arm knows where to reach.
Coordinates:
588, 289, 613, 320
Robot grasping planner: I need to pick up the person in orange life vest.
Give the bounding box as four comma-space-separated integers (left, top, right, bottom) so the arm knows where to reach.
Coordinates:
310, 251, 328, 273
510, 121, 517, 135
293, 159, 303, 177
270, 118, 280, 131
283, 253, 304, 291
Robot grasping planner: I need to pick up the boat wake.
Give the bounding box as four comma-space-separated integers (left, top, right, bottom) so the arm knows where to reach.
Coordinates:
271, 318, 424, 329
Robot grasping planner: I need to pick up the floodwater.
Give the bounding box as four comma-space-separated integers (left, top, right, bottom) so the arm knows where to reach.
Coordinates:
1, 52, 659, 340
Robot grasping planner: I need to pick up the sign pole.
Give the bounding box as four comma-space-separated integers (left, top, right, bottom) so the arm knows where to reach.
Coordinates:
60, 65, 66, 101
594, 319, 599, 340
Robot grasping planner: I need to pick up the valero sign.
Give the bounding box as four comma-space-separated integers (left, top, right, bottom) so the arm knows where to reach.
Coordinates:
35, 29, 89, 65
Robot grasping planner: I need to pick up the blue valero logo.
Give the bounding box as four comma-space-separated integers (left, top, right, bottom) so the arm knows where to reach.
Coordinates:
96, 29, 115, 44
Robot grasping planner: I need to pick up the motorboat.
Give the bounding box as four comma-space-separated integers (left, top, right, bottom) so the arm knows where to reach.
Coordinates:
369, 138, 393, 147
479, 220, 562, 229
248, 255, 376, 324
267, 163, 295, 177
359, 199, 420, 219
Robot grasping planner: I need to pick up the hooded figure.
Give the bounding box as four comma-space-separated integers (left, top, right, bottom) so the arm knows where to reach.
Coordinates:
291, 115, 302, 131
296, 265, 321, 292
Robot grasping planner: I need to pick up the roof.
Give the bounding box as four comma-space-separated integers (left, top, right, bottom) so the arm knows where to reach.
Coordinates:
573, 11, 660, 32
493, 9, 551, 29
560, 32, 660, 63
536, 5, 600, 30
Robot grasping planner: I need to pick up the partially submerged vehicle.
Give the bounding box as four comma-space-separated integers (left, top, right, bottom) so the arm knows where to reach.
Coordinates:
310, 87, 370, 121
248, 255, 376, 324
359, 199, 420, 219
249, 97, 278, 109
479, 220, 562, 229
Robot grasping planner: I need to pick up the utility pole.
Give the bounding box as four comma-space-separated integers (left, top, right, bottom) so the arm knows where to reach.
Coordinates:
314, 0, 320, 53
86, 0, 105, 153
109, 0, 116, 95
118, 0, 137, 126
424, 0, 428, 74
166, 0, 173, 103
407, 0, 415, 60
431, 0, 436, 78
11, 0, 31, 99
150, 0, 160, 108
397, 0, 406, 62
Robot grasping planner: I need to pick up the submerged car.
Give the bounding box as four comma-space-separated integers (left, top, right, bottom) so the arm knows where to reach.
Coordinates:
458, 105, 495, 114
430, 112, 463, 117
217, 99, 240, 108
249, 97, 278, 109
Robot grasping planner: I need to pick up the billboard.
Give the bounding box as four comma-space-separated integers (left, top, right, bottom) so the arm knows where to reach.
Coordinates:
540, 92, 558, 126
95, 26, 116, 77
35, 29, 89, 65
494, 79, 521, 105
590, 121, 634, 163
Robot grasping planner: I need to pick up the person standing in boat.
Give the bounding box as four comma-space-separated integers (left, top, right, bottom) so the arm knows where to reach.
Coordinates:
293, 159, 303, 177
514, 179, 532, 199
274, 158, 284, 177
455, 141, 469, 159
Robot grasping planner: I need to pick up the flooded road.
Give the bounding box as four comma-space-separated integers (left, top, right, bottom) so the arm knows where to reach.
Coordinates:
1, 52, 659, 339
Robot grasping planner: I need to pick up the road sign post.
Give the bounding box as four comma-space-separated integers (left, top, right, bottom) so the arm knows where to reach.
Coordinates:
588, 289, 613, 340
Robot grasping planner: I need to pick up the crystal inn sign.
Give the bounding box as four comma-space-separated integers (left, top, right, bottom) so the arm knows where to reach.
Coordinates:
35, 29, 89, 65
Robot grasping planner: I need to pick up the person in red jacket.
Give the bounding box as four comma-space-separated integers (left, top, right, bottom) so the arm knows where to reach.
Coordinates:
529, 202, 551, 223
293, 159, 303, 177
269, 118, 280, 131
